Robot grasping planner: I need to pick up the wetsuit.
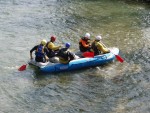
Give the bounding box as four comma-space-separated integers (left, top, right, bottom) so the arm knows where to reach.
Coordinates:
91, 41, 110, 55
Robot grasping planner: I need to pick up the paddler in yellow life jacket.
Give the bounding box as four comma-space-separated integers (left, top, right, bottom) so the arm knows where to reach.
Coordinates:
79, 33, 92, 52
46, 35, 61, 63
30, 39, 49, 63
57, 43, 76, 64
91, 35, 110, 56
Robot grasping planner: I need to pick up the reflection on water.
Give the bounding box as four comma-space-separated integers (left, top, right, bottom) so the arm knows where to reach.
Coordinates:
0, 0, 149, 113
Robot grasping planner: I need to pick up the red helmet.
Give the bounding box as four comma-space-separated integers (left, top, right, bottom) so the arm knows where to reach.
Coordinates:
50, 35, 56, 42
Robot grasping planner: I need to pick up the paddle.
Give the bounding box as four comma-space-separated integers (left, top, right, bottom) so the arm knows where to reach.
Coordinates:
114, 54, 124, 63
101, 42, 124, 63
82, 51, 94, 58
18, 64, 27, 71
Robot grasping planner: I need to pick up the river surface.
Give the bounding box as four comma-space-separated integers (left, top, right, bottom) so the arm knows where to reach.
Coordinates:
0, 0, 150, 113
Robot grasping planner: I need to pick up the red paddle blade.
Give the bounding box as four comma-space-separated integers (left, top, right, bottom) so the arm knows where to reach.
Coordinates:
82, 52, 94, 58
115, 55, 124, 63
18, 64, 27, 71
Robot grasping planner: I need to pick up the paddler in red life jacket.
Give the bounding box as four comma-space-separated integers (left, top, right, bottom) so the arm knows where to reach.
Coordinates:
57, 43, 76, 64
30, 39, 49, 63
79, 33, 92, 52
91, 35, 110, 56
46, 35, 61, 63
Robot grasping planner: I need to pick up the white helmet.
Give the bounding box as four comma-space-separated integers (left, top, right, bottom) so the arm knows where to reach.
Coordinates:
84, 33, 90, 39
95, 35, 102, 41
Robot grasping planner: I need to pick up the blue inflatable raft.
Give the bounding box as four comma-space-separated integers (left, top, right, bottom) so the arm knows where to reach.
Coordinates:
29, 47, 119, 73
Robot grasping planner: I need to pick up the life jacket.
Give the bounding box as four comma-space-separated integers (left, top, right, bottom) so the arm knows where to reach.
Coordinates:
46, 41, 51, 52
91, 41, 101, 55
79, 38, 90, 52
35, 45, 45, 57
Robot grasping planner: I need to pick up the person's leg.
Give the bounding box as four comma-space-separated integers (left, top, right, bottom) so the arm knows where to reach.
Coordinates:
68, 52, 76, 60
35, 56, 44, 62
49, 57, 59, 63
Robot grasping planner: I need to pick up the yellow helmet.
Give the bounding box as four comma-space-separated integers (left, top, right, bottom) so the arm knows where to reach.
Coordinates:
41, 39, 47, 46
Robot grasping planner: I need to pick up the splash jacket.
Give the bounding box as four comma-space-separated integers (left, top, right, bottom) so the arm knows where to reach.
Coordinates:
91, 41, 110, 55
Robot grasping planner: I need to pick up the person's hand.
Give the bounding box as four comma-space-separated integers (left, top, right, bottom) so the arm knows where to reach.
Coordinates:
106, 49, 110, 53
45, 56, 49, 62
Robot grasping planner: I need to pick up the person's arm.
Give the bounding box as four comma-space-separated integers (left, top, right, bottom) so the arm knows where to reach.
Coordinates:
96, 42, 110, 53
30, 45, 38, 59
48, 42, 61, 50
68, 51, 75, 61
30, 53, 33, 59
81, 40, 90, 48
44, 54, 49, 62
44, 48, 49, 61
